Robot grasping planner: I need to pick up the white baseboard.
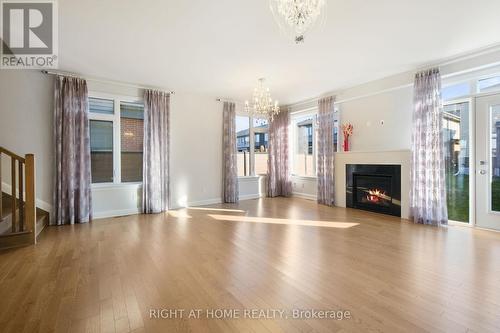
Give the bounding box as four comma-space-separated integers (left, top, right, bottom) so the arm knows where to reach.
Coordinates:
171, 193, 264, 210
2, 181, 53, 214
239, 193, 262, 201
92, 207, 141, 220
292, 192, 317, 201
187, 197, 222, 207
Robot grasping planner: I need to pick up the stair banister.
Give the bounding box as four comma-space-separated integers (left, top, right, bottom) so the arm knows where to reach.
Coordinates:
0, 147, 36, 244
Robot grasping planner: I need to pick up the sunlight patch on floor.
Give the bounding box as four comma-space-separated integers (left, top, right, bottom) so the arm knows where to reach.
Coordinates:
208, 214, 359, 228
187, 207, 246, 213
168, 210, 192, 218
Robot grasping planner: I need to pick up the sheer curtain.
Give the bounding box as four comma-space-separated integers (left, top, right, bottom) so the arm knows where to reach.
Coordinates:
53, 76, 92, 225
267, 110, 292, 197
142, 90, 170, 213
222, 101, 239, 203
410, 68, 448, 226
317, 96, 336, 206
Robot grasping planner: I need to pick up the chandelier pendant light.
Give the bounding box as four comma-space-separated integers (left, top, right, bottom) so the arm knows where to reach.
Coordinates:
245, 78, 280, 120
270, 0, 327, 43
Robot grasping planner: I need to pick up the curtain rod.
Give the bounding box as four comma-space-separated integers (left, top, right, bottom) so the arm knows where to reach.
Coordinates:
216, 98, 244, 104
41, 70, 175, 95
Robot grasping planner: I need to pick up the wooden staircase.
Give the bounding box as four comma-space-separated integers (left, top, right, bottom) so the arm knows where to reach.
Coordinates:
0, 147, 47, 250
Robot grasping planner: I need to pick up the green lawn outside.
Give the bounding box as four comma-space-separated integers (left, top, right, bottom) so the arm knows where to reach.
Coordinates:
446, 173, 469, 222
446, 174, 500, 222
493, 177, 500, 212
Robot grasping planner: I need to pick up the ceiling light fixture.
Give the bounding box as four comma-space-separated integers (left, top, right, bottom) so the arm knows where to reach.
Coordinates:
270, 0, 327, 43
245, 78, 280, 120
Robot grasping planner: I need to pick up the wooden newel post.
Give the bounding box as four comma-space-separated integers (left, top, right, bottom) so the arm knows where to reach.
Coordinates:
25, 154, 36, 244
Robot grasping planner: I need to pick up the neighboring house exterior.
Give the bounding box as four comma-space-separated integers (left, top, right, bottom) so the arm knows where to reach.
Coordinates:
237, 124, 269, 152
443, 103, 470, 175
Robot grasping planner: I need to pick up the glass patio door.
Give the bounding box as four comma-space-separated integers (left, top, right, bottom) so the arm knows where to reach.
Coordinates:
475, 93, 500, 231
443, 101, 471, 223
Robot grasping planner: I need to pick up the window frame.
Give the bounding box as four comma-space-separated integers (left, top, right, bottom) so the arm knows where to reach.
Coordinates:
290, 106, 340, 178
235, 112, 269, 178
442, 97, 474, 225
291, 111, 317, 177
88, 91, 144, 186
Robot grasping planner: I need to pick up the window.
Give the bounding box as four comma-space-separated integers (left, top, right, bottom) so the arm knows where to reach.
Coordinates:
89, 95, 144, 184
236, 115, 250, 177
334, 119, 339, 153
90, 120, 114, 183
253, 118, 269, 175
442, 82, 471, 101
235, 115, 269, 177
290, 108, 340, 177
89, 97, 114, 115
478, 75, 500, 93
443, 101, 470, 222
120, 102, 144, 182
490, 104, 500, 212
292, 114, 315, 176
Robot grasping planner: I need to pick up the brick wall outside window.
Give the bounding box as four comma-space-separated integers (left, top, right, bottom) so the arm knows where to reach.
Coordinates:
121, 118, 143, 152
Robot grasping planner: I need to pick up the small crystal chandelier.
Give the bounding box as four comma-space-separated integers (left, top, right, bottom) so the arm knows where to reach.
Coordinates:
270, 0, 327, 43
245, 78, 280, 120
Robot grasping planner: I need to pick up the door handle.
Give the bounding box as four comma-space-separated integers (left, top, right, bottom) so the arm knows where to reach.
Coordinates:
479, 160, 487, 165
479, 170, 486, 175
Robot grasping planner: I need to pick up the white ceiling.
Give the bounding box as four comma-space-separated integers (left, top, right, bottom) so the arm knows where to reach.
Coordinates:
59, 0, 500, 104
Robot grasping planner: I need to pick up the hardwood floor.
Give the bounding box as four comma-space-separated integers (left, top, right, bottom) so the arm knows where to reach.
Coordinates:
0, 197, 499, 333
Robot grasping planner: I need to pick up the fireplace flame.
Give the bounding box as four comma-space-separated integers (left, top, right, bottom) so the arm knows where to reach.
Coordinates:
367, 189, 385, 203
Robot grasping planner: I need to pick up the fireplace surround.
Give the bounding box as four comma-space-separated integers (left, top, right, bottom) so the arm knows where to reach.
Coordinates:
346, 164, 401, 217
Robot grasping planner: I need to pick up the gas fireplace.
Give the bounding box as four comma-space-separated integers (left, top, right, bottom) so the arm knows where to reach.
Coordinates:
346, 164, 401, 217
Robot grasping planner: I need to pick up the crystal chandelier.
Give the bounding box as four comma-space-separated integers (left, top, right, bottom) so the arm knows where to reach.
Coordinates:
245, 78, 280, 119
270, 0, 327, 43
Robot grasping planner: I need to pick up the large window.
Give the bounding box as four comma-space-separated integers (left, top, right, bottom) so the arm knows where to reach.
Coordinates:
120, 102, 144, 182
253, 118, 269, 175
235, 115, 269, 177
89, 95, 144, 184
443, 101, 470, 222
292, 114, 315, 176
90, 120, 114, 183
442, 82, 471, 101
236, 115, 251, 177
290, 109, 340, 177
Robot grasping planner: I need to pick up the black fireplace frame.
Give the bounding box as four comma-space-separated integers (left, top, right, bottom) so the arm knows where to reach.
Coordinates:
346, 164, 401, 217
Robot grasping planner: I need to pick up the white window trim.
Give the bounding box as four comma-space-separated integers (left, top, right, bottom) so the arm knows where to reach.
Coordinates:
89, 91, 144, 187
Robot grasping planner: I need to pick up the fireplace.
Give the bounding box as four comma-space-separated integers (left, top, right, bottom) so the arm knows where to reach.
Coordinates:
346, 164, 401, 217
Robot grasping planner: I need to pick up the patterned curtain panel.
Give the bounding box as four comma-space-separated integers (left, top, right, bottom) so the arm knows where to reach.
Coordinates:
267, 109, 292, 197
410, 68, 448, 226
317, 96, 336, 206
142, 90, 170, 213
53, 76, 92, 225
222, 102, 239, 203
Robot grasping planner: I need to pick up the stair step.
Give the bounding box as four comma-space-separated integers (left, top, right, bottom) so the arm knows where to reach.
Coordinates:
1, 192, 49, 238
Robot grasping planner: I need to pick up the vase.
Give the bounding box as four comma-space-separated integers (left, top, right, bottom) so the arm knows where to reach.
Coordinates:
343, 136, 349, 152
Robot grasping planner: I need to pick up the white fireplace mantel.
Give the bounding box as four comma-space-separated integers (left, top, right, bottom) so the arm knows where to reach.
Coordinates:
334, 150, 411, 219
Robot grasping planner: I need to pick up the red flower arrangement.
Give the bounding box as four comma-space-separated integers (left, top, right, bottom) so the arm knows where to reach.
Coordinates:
342, 123, 353, 152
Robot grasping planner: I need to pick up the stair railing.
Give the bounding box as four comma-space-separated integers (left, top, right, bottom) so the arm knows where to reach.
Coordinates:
0, 147, 36, 243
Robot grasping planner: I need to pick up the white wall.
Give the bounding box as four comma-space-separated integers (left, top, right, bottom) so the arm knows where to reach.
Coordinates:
0, 70, 54, 212
289, 48, 500, 210
337, 88, 413, 152
0, 70, 263, 219
169, 93, 223, 208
